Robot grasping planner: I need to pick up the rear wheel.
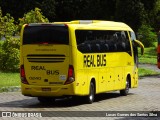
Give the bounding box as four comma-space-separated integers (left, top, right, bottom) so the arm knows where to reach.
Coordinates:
120, 77, 130, 96
37, 97, 55, 104
86, 82, 95, 104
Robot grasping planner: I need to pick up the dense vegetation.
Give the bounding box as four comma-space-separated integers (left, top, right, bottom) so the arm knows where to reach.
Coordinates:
0, 0, 160, 31
0, 0, 160, 72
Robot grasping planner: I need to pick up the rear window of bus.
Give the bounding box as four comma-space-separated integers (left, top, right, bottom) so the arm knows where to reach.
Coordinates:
23, 25, 69, 45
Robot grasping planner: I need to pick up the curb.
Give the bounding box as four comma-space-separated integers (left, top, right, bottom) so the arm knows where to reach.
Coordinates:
0, 86, 21, 92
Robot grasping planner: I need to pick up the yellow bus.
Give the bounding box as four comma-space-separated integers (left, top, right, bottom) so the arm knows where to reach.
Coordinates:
20, 20, 144, 104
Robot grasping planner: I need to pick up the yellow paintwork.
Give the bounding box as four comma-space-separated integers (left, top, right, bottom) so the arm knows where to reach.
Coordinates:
20, 20, 144, 97
134, 40, 144, 55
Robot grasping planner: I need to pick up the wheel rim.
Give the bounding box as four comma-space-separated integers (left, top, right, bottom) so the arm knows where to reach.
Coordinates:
89, 84, 94, 102
126, 80, 129, 93
89, 95, 93, 101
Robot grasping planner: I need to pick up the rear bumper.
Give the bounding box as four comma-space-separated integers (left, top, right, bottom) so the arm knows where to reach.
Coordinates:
21, 83, 75, 97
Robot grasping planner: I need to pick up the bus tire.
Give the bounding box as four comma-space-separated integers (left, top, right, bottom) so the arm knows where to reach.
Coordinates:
120, 77, 129, 96
86, 82, 95, 104
37, 97, 55, 104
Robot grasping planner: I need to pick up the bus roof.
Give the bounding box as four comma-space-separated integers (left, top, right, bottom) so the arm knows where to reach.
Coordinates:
54, 20, 134, 32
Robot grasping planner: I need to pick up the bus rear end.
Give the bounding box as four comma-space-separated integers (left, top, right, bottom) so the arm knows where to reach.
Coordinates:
20, 24, 75, 98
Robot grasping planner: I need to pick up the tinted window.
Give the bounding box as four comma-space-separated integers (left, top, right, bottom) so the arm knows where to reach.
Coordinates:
23, 25, 69, 45
75, 30, 131, 55
130, 32, 136, 41
130, 32, 138, 65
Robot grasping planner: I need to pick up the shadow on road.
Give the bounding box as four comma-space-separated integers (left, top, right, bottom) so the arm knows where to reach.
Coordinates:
0, 92, 134, 108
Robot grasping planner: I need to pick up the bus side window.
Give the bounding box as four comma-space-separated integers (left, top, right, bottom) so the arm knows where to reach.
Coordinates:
76, 30, 131, 54
110, 31, 131, 54
124, 32, 132, 54
114, 32, 124, 52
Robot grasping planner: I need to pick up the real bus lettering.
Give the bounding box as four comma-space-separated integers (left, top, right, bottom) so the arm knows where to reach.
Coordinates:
84, 55, 96, 67
31, 66, 46, 70
84, 54, 106, 67
97, 54, 106, 67
46, 70, 59, 75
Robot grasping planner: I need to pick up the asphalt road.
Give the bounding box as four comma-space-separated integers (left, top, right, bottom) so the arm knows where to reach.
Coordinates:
0, 75, 160, 120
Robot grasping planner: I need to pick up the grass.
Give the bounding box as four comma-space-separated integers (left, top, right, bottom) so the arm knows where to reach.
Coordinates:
139, 68, 160, 77
0, 40, 20, 90
0, 72, 20, 88
138, 47, 157, 64
138, 43, 160, 76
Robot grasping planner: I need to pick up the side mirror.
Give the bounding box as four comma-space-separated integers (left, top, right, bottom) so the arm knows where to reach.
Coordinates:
134, 40, 144, 55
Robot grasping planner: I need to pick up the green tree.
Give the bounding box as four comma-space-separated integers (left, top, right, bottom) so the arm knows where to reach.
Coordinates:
55, 0, 82, 21
138, 24, 157, 47
98, 0, 116, 20
55, 0, 116, 21
0, 37, 20, 72
115, 0, 146, 32
154, 0, 160, 31
0, 8, 17, 39
0, 0, 36, 21
141, 0, 160, 31
19, 8, 49, 30
0, 0, 56, 22
38, 0, 56, 21
82, 0, 116, 20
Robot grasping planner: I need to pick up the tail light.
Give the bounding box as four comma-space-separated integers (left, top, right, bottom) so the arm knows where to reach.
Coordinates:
20, 65, 29, 84
64, 65, 75, 85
